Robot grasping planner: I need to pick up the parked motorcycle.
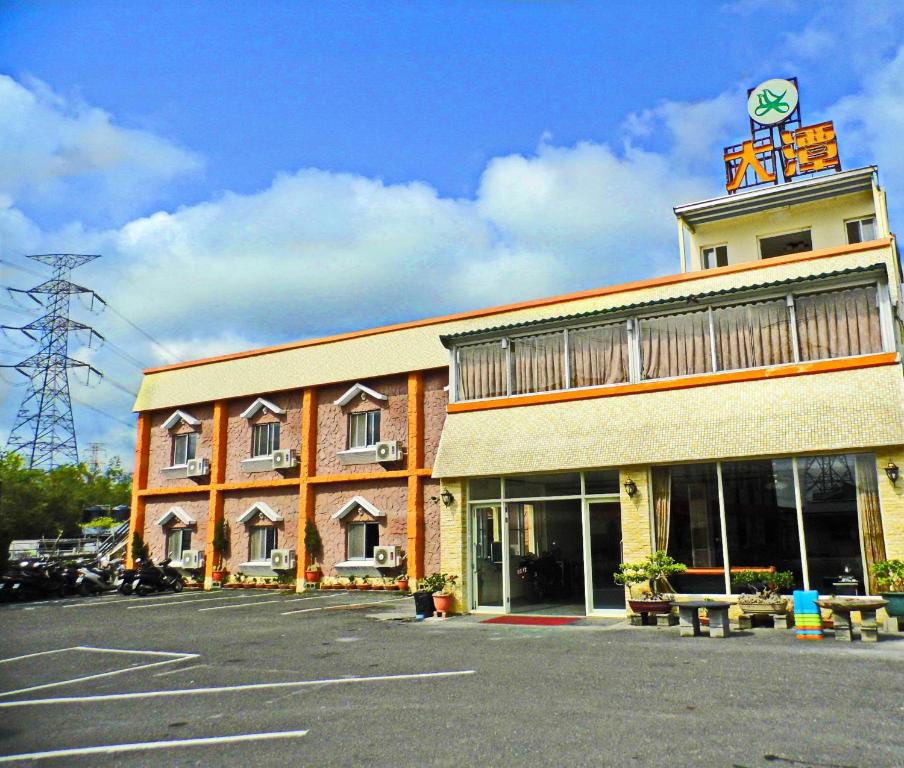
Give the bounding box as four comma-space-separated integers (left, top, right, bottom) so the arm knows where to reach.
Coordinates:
5, 559, 70, 600
516, 554, 566, 602
76, 559, 120, 595
132, 558, 184, 596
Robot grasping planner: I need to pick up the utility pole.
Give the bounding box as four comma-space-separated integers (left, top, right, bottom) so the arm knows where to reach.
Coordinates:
87, 442, 106, 473
2, 254, 104, 469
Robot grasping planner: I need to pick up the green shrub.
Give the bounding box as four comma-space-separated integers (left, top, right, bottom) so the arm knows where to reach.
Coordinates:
613, 550, 687, 600
873, 559, 904, 592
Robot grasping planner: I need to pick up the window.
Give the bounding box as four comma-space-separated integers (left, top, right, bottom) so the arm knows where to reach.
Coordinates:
795, 285, 882, 361
165, 529, 191, 561
458, 341, 508, 400
702, 245, 728, 269
347, 522, 379, 560
759, 230, 812, 259
348, 411, 380, 448
171, 433, 197, 466
511, 331, 566, 395
846, 216, 877, 244
640, 310, 713, 380
249, 526, 277, 561
252, 422, 280, 457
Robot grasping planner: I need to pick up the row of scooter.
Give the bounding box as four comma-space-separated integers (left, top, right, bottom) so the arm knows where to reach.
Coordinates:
0, 557, 186, 602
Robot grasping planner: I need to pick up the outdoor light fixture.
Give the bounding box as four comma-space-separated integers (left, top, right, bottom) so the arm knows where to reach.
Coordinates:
885, 461, 899, 485
623, 478, 638, 497
440, 489, 454, 507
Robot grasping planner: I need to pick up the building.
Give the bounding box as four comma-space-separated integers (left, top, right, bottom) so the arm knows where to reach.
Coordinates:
130, 164, 904, 617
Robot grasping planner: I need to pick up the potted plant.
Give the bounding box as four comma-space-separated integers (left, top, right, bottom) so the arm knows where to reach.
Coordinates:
304, 561, 322, 584
211, 518, 229, 583
873, 559, 904, 618
421, 572, 458, 614
614, 550, 687, 615
347, 575, 357, 590
731, 569, 794, 615
397, 574, 410, 592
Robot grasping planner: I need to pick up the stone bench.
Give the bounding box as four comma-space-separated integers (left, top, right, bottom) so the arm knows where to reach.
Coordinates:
673, 601, 732, 638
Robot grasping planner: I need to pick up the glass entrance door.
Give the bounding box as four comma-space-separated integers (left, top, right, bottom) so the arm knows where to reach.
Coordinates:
472, 505, 504, 608
586, 501, 624, 611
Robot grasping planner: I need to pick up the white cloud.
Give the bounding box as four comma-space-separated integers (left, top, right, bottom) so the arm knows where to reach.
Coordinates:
0, 75, 202, 225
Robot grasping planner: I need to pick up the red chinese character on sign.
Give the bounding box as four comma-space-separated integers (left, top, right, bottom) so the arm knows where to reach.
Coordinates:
723, 139, 776, 192
781, 121, 840, 177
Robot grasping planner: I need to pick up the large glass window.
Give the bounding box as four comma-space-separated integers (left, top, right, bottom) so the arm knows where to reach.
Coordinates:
252, 422, 280, 457
664, 465, 723, 587
347, 522, 379, 560
569, 324, 629, 388
458, 341, 508, 400
171, 433, 197, 466
511, 331, 566, 395
713, 299, 793, 371
795, 286, 882, 361
640, 310, 713, 380
722, 459, 804, 590
348, 411, 380, 449
505, 472, 581, 499
249, 526, 277, 561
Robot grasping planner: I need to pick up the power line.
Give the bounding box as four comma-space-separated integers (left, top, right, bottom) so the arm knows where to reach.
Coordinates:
101, 300, 181, 364
71, 397, 136, 429
0, 258, 46, 279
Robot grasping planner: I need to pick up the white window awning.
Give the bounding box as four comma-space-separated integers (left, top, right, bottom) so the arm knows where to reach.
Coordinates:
333, 383, 388, 407
155, 506, 196, 526
161, 410, 200, 430
331, 495, 385, 520
237, 501, 284, 523
240, 397, 286, 419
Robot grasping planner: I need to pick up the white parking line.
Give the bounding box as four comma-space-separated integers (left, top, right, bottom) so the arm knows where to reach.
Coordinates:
0, 647, 80, 665
128, 595, 255, 610
0, 647, 198, 698
0, 670, 476, 707
196, 590, 355, 612
62, 592, 203, 608
0, 729, 310, 763
281, 596, 410, 615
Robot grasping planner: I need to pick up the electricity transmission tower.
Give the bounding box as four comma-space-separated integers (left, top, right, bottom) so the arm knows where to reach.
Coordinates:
2, 254, 104, 469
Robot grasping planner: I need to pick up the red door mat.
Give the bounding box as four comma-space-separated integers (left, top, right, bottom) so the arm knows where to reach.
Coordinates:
480, 616, 580, 626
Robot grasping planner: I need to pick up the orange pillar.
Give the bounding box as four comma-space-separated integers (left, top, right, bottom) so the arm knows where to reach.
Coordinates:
296, 388, 318, 591
126, 413, 151, 568
406, 373, 425, 580
204, 401, 228, 588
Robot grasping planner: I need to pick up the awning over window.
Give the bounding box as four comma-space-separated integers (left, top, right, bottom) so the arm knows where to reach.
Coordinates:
237, 501, 283, 523
332, 495, 385, 520
155, 506, 196, 526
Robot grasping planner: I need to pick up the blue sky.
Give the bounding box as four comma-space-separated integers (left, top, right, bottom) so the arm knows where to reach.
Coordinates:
1, 1, 903, 467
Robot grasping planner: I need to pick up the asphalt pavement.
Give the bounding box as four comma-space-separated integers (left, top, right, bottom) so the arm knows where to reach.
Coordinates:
1, 588, 903, 767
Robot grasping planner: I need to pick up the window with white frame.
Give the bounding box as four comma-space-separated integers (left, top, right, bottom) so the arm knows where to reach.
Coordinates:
171, 433, 198, 466
347, 522, 379, 560
249, 526, 277, 561
348, 411, 380, 449
702, 245, 728, 269
252, 422, 280, 457
846, 216, 877, 244
165, 529, 192, 561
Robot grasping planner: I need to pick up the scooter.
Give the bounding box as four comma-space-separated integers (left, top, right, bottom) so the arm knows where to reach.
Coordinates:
132, 558, 184, 596
8, 559, 70, 600
76, 559, 119, 595
116, 563, 137, 595
516, 553, 566, 602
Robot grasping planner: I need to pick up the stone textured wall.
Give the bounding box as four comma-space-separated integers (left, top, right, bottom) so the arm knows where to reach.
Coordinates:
223, 391, 302, 483
143, 495, 209, 562
221, 488, 298, 572
423, 370, 449, 468
146, 404, 214, 489
312, 480, 407, 574
315, 375, 409, 476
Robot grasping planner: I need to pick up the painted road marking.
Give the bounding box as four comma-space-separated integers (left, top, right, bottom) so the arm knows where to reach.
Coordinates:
128, 595, 258, 610
0, 647, 80, 665
0, 647, 198, 698
0, 729, 310, 763
62, 592, 207, 608
281, 596, 410, 615
0, 670, 476, 707
197, 591, 357, 611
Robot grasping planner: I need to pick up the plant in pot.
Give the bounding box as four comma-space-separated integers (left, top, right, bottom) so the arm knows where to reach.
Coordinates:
211, 517, 229, 583
304, 561, 322, 585
397, 574, 410, 592
421, 572, 458, 614
614, 550, 687, 616
346, 575, 357, 590
873, 559, 904, 619
731, 569, 794, 616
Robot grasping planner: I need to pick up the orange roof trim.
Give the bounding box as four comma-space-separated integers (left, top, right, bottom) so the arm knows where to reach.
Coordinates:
144, 238, 893, 375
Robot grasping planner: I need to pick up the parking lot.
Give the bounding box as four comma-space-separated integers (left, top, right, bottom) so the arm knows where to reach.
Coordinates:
2, 589, 904, 767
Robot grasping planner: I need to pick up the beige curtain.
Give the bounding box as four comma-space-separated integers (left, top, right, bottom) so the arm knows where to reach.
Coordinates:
855, 455, 887, 594
458, 341, 508, 400
641, 310, 713, 380
796, 285, 882, 361
511, 331, 565, 395
652, 467, 671, 552
569, 323, 629, 388
712, 299, 793, 371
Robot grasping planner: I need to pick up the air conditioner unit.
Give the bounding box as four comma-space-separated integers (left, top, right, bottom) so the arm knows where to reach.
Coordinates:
374, 440, 402, 462
181, 549, 204, 569
373, 545, 401, 568
270, 548, 295, 570
271, 449, 298, 469
186, 458, 210, 477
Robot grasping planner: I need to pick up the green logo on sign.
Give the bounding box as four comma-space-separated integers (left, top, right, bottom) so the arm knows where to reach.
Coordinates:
753, 88, 791, 118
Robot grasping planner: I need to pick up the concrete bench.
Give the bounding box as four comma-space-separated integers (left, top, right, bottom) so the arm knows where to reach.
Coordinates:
673, 601, 733, 638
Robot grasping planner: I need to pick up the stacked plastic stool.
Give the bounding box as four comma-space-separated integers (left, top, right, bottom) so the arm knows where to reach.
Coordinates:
793, 589, 823, 640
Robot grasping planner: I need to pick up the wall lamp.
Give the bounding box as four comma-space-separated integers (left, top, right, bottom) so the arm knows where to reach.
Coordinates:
440, 489, 455, 507
623, 478, 638, 498
885, 461, 899, 485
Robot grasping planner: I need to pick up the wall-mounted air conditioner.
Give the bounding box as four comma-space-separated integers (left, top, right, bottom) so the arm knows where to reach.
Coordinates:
373, 545, 401, 568
374, 441, 402, 462
186, 458, 210, 477
271, 449, 298, 469
181, 549, 205, 569
270, 549, 295, 570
